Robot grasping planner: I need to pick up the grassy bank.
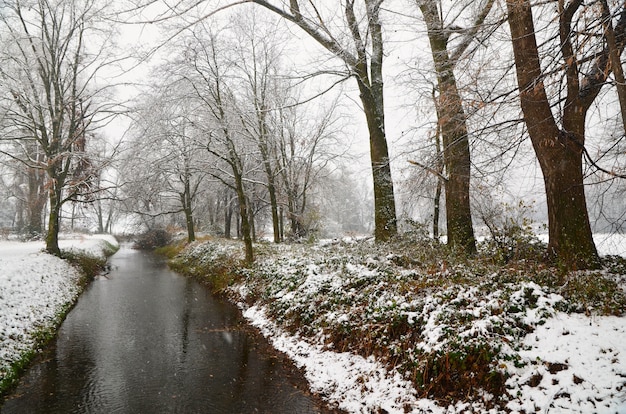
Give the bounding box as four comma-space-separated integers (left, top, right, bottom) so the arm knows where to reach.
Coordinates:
0, 238, 119, 399
169, 235, 626, 412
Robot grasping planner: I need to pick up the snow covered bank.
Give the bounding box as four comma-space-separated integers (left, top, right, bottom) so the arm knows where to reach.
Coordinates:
0, 234, 118, 394
175, 236, 626, 413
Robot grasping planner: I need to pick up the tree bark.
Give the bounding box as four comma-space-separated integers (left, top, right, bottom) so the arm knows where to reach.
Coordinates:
181, 180, 196, 243
224, 192, 232, 239
235, 175, 254, 263
356, 77, 398, 241
46, 186, 62, 256
433, 123, 443, 241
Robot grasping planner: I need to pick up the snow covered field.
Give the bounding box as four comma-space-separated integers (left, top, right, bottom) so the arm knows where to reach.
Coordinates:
0, 234, 118, 392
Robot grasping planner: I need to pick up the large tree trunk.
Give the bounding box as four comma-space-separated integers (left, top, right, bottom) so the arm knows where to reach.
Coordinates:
420, 0, 476, 254
542, 139, 598, 267
507, 0, 599, 269
360, 82, 398, 242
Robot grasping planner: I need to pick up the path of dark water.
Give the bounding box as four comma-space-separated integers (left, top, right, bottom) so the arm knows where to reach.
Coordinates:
1, 247, 332, 414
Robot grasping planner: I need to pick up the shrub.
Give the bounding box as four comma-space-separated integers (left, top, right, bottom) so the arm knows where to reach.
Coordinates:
416, 344, 506, 404
61, 250, 109, 279
478, 200, 546, 264
133, 229, 172, 250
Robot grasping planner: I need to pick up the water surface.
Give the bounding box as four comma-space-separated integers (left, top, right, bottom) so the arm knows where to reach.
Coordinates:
2, 247, 332, 413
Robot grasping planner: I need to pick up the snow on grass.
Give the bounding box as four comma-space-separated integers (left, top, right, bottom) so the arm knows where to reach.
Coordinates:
243, 305, 434, 414
0, 234, 118, 391
505, 313, 626, 413
211, 235, 626, 413
58, 233, 118, 259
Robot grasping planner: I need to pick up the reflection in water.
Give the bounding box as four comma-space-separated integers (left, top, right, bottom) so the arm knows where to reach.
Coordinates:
2, 247, 329, 414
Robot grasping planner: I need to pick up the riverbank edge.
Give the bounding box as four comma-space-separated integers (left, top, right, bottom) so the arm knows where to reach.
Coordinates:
0, 238, 119, 399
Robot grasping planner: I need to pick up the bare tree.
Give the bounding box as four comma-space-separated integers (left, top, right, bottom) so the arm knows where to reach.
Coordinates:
229, 12, 286, 243
416, 0, 496, 254
275, 93, 344, 239
0, 0, 113, 255
124, 84, 206, 243
234, 0, 397, 242
506, 0, 626, 268
179, 25, 256, 263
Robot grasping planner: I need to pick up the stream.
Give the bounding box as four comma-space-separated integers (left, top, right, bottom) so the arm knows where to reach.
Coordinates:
1, 246, 334, 413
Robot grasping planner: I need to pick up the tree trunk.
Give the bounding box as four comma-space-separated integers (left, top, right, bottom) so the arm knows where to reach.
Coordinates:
181, 183, 195, 243
433, 118, 443, 241
507, 0, 599, 269
420, 0, 476, 254
542, 140, 598, 268
234, 175, 254, 264
105, 205, 114, 234
266, 174, 280, 243
96, 198, 105, 233
279, 205, 284, 242
356, 78, 398, 242
286, 187, 303, 238
46, 187, 62, 256
257, 122, 281, 242
70, 203, 76, 231
433, 174, 442, 241
184, 205, 195, 243
224, 193, 232, 239
247, 195, 257, 243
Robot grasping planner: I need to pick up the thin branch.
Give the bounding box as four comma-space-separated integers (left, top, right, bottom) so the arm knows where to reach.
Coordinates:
408, 159, 448, 182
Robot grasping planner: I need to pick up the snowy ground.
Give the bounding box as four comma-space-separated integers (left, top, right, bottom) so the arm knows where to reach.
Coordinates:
2, 233, 625, 413
225, 235, 626, 414
240, 305, 626, 413
0, 234, 118, 390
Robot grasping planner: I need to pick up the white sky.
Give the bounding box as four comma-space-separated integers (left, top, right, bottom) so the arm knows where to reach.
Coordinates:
98, 0, 625, 230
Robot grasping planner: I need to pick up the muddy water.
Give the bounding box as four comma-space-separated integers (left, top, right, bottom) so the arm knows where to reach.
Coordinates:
2, 247, 333, 414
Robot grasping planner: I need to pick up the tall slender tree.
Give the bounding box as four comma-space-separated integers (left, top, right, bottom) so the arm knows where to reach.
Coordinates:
417, 0, 496, 254
244, 0, 398, 242
231, 13, 284, 243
